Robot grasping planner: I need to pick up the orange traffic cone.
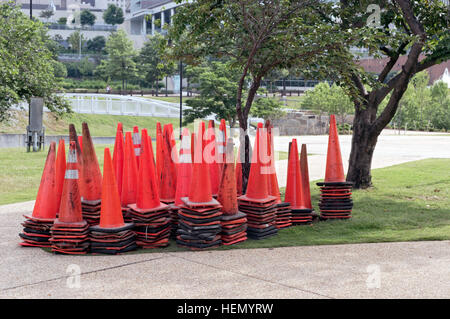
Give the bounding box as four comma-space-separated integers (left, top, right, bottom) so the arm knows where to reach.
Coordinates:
205, 120, 220, 197
78, 136, 83, 152
80, 122, 102, 225
265, 120, 281, 204
133, 126, 141, 168
317, 115, 353, 220
156, 122, 163, 189
218, 138, 247, 246
285, 139, 312, 224
69, 124, 82, 170
300, 144, 313, 210
112, 124, 124, 197
159, 124, 177, 203
235, 145, 243, 196
121, 131, 138, 222
19, 142, 58, 248
174, 128, 192, 207
50, 141, 89, 254
237, 124, 277, 240
324, 114, 345, 183
55, 139, 66, 216
166, 123, 179, 164
128, 129, 171, 248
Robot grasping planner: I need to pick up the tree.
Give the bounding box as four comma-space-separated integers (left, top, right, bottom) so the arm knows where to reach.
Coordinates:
136, 33, 176, 95
80, 10, 96, 27
97, 30, 138, 90
87, 36, 106, 53
301, 82, 354, 124
430, 81, 450, 131
250, 95, 285, 121
169, 0, 356, 191
39, 9, 54, 21
57, 17, 67, 25
0, 3, 70, 123
103, 4, 124, 26
183, 60, 243, 127
67, 31, 86, 53
335, 0, 450, 188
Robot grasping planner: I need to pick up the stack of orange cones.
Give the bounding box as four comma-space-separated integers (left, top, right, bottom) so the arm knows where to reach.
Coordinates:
206, 120, 220, 197
50, 142, 90, 254
265, 120, 291, 229
177, 121, 223, 250
172, 128, 192, 237
159, 124, 177, 204
112, 122, 124, 197
238, 123, 278, 240
285, 139, 313, 225
132, 126, 141, 168
120, 132, 138, 222
218, 138, 247, 246
128, 129, 171, 249
317, 115, 353, 220
19, 142, 58, 247
89, 148, 137, 254
79, 123, 103, 225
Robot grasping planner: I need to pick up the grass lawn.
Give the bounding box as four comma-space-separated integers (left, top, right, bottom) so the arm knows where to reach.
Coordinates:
2, 147, 449, 250
0, 110, 185, 137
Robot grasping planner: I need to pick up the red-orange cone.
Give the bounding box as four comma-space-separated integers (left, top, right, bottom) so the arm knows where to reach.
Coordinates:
121, 132, 138, 222
112, 124, 124, 197
55, 139, 66, 215
205, 120, 220, 196
174, 128, 192, 207
78, 136, 83, 152
265, 120, 281, 204
324, 114, 345, 183
155, 122, 163, 189
159, 124, 177, 203
300, 144, 313, 210
133, 126, 141, 168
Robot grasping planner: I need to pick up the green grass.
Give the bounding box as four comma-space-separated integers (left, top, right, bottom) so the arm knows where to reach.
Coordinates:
0, 110, 186, 137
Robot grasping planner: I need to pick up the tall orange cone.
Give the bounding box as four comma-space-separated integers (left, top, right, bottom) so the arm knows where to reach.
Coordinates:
78, 136, 83, 152
55, 139, 66, 215
133, 126, 141, 168
186, 121, 216, 205
50, 141, 89, 254
174, 128, 192, 207
19, 142, 58, 248
317, 114, 353, 220
121, 132, 138, 222
218, 138, 248, 246
324, 114, 345, 183
235, 145, 243, 196
265, 120, 281, 204
112, 124, 124, 197
300, 144, 312, 210
69, 124, 82, 172
159, 124, 177, 203
205, 120, 220, 196
80, 122, 102, 225
166, 123, 179, 164
155, 122, 163, 189
128, 129, 171, 249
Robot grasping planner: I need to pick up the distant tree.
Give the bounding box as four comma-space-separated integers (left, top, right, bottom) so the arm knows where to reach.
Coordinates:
250, 96, 285, 121
96, 30, 137, 90
103, 4, 124, 26
80, 10, 96, 26
57, 17, 67, 25
39, 9, 54, 21
78, 57, 95, 77
183, 60, 243, 128
67, 31, 86, 53
137, 34, 176, 95
86, 36, 106, 53
52, 60, 67, 78
0, 3, 70, 122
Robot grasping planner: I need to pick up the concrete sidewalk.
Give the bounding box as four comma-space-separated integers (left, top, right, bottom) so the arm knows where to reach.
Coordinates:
1, 201, 450, 298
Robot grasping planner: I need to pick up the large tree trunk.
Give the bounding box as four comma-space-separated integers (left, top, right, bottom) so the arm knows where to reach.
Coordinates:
346, 105, 379, 188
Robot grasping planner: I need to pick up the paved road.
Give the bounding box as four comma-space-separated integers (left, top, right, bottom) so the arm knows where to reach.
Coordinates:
2, 132, 450, 298
1, 201, 450, 298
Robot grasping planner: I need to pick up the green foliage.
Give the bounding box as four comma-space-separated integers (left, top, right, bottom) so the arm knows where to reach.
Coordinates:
67, 30, 86, 53
0, 3, 70, 122
391, 72, 450, 131
52, 60, 67, 78
183, 60, 242, 127
251, 96, 285, 121
80, 9, 96, 26
300, 82, 354, 122
39, 9, 54, 20
63, 58, 96, 78
103, 4, 124, 26
136, 34, 176, 91
57, 17, 67, 25
86, 36, 106, 53
95, 30, 138, 89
